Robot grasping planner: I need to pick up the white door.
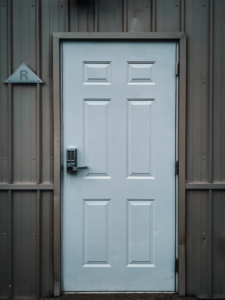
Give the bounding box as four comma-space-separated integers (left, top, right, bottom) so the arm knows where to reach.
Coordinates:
62, 41, 176, 292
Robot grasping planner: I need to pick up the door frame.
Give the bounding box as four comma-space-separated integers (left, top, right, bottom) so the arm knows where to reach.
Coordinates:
53, 32, 186, 297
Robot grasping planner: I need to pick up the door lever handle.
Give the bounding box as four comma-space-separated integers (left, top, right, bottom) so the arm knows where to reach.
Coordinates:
67, 165, 88, 173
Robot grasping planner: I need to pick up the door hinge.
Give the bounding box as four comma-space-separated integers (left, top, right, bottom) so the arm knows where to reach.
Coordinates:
175, 258, 179, 273
175, 161, 179, 175
175, 62, 179, 76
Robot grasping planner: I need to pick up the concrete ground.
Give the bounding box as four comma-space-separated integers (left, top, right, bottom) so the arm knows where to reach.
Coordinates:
41, 293, 197, 300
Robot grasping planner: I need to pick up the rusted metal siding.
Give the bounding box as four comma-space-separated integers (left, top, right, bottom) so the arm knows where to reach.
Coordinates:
0, 0, 225, 299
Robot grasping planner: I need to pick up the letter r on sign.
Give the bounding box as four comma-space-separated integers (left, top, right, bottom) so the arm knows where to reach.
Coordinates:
20, 70, 28, 80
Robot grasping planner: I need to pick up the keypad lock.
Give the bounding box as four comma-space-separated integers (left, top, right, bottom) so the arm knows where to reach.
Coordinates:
67, 148, 87, 173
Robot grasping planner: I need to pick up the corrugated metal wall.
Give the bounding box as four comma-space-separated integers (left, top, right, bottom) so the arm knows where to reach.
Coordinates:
0, 0, 225, 299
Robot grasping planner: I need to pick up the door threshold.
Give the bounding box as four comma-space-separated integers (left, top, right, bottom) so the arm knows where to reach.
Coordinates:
63, 292, 175, 294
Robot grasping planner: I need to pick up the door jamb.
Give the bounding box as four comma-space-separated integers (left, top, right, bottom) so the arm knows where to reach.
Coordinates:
53, 32, 186, 297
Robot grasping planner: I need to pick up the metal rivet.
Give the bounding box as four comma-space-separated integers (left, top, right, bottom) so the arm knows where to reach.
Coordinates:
33, 157, 35, 160
33, 233, 36, 236
203, 232, 205, 235
51, 157, 53, 159
203, 292, 206, 294
61, 5, 63, 7
4, 293, 6, 296
203, 179, 206, 181
3, 5, 5, 7
4, 233, 6, 235
203, 156, 206, 159
4, 157, 7, 160
204, 4, 206, 6
4, 179, 7, 182
32, 179, 35, 182
51, 233, 53, 236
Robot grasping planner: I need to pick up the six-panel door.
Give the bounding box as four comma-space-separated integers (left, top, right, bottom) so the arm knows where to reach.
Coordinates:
62, 41, 176, 291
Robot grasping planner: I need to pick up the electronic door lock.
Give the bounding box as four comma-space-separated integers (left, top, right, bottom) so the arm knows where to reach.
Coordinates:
67, 148, 87, 173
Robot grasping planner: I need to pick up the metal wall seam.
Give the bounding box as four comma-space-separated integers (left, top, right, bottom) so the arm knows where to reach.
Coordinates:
209, 0, 214, 184
36, 0, 41, 298
7, 0, 13, 298
36, 0, 41, 185
208, 0, 214, 297
151, 0, 156, 32
123, 0, 127, 32
94, 0, 99, 32
8, 190, 13, 299
7, 0, 12, 185
180, 0, 185, 32
65, 0, 69, 32
36, 190, 41, 298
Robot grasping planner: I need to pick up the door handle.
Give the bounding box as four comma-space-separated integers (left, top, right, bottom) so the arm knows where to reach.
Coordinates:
67, 165, 88, 173
67, 148, 88, 173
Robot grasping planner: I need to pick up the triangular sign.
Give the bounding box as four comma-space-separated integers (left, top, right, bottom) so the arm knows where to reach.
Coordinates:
4, 63, 43, 83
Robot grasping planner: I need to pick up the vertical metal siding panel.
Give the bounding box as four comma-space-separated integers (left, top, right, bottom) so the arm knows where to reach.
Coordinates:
40, 0, 50, 184
40, 0, 55, 183
185, 0, 209, 182
155, 0, 180, 32
29, 0, 37, 184
98, 0, 123, 32
41, 191, 53, 298
77, 0, 95, 32
69, 0, 78, 32
213, 0, 225, 182
212, 191, 225, 297
127, 0, 151, 32
0, 0, 8, 184
13, 192, 37, 298
58, 0, 66, 32
12, 191, 22, 296
186, 190, 211, 297
0, 192, 9, 297
12, 0, 37, 184
12, 0, 22, 183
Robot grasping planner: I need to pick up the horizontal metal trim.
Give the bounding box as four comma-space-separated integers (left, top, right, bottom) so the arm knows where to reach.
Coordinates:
53, 32, 185, 40
0, 184, 54, 190
186, 183, 225, 190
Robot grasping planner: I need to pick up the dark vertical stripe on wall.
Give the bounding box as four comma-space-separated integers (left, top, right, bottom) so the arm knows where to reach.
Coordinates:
36, 2, 41, 298
0, 0, 9, 184
0, 192, 9, 297
8, 0, 12, 185
151, 0, 156, 31
7, 1, 13, 299
8, 190, 13, 299
180, 0, 185, 31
